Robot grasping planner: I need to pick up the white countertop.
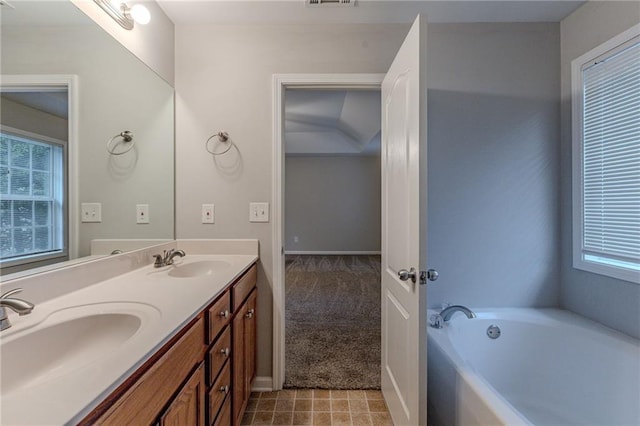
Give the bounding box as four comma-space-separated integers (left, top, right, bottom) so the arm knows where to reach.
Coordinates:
0, 253, 258, 426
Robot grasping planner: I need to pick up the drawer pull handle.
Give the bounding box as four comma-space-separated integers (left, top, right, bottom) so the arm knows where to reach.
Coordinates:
219, 385, 230, 394
245, 309, 255, 319
219, 310, 229, 319
220, 347, 230, 357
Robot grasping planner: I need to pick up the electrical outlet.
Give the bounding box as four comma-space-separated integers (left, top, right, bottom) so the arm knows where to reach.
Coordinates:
81, 203, 102, 223
136, 204, 149, 224
202, 204, 215, 224
249, 202, 269, 223
294, 236, 299, 243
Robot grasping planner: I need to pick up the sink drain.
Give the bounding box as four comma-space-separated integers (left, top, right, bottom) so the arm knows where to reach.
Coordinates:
487, 324, 501, 339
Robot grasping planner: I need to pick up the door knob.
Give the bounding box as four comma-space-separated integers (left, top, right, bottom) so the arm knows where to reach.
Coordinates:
426, 269, 439, 281
398, 267, 417, 283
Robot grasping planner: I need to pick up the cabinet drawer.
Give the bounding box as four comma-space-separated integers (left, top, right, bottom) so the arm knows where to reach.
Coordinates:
208, 361, 231, 423
212, 395, 231, 426
231, 265, 257, 311
208, 291, 231, 343
207, 326, 231, 386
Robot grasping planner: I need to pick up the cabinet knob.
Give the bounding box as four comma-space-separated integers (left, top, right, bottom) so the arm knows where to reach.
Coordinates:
219, 385, 230, 394
219, 310, 229, 319
220, 347, 230, 357
245, 309, 254, 319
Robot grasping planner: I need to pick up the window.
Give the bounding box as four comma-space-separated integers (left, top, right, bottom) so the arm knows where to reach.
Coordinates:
0, 129, 67, 268
572, 24, 640, 283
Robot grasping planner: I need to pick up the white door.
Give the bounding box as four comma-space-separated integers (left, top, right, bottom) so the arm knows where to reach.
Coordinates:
381, 15, 428, 426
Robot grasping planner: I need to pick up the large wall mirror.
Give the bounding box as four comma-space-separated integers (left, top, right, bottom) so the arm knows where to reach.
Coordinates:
0, 1, 174, 276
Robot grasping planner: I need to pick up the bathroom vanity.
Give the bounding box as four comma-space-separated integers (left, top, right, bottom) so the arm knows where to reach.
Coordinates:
80, 264, 257, 425
0, 240, 259, 426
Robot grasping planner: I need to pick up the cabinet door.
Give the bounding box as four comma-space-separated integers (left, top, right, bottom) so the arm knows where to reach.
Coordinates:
244, 290, 257, 400
159, 363, 206, 426
232, 303, 246, 425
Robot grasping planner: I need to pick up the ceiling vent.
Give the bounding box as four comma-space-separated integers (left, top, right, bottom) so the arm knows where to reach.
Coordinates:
306, 0, 355, 7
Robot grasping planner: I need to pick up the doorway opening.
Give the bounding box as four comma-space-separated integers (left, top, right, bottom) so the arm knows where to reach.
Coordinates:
283, 88, 382, 389
271, 74, 384, 391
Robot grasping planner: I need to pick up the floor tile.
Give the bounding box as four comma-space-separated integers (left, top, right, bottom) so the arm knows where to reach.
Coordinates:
365, 391, 384, 400
276, 399, 295, 412
294, 399, 313, 411
348, 391, 366, 400
296, 389, 314, 399
273, 411, 294, 426
313, 412, 333, 425
254, 411, 275, 425
257, 399, 277, 411
366, 400, 387, 413
314, 390, 332, 399
313, 399, 331, 411
352, 413, 373, 426
331, 390, 350, 399
241, 411, 255, 425
370, 412, 393, 426
293, 412, 313, 425
331, 399, 350, 412
331, 412, 352, 426
349, 399, 369, 413
241, 389, 391, 426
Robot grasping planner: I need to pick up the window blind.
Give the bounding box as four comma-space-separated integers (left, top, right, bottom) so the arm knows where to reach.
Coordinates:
582, 39, 640, 269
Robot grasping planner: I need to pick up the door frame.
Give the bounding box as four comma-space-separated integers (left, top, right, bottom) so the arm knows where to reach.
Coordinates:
271, 73, 384, 389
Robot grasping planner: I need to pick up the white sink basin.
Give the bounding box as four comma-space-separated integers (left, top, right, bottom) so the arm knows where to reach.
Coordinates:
0, 302, 159, 395
168, 260, 231, 278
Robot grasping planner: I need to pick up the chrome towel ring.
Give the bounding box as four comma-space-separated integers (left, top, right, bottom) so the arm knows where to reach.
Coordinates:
106, 131, 135, 155
206, 131, 232, 156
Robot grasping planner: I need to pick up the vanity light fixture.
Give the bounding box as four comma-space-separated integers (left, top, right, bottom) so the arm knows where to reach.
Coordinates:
93, 0, 150, 30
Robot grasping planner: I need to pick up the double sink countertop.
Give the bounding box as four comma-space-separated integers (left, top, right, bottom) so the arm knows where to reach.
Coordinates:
0, 240, 258, 425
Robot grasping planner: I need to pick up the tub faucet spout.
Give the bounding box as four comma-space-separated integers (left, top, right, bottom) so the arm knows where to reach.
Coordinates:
430, 305, 476, 328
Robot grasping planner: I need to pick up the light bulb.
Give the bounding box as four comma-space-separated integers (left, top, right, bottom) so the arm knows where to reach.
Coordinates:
129, 4, 150, 25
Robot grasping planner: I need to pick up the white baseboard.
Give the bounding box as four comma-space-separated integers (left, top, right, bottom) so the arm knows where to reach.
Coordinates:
285, 251, 381, 255
252, 376, 273, 392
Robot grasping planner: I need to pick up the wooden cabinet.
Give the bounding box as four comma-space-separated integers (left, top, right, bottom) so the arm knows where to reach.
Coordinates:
159, 364, 206, 426
232, 267, 257, 426
79, 263, 257, 426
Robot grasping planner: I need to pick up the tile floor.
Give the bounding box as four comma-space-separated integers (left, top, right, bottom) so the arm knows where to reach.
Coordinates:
241, 390, 394, 426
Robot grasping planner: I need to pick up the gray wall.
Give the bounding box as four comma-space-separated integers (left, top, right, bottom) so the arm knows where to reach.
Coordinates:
426, 23, 561, 308
559, 2, 640, 339
2, 17, 174, 258
175, 23, 410, 380
285, 156, 381, 253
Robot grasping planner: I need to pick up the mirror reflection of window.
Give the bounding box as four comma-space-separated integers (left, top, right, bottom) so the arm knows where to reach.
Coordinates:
0, 89, 69, 273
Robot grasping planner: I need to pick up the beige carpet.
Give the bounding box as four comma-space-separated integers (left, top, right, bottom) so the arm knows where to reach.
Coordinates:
284, 255, 381, 389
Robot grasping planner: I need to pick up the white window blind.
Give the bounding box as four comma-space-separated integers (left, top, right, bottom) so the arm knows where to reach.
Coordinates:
581, 38, 640, 274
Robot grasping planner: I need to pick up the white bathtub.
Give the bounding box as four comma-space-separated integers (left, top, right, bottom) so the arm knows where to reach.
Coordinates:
427, 308, 640, 426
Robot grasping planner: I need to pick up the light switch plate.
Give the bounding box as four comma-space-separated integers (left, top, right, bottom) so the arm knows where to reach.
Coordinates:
81, 203, 102, 223
136, 204, 150, 224
249, 202, 269, 223
202, 204, 215, 224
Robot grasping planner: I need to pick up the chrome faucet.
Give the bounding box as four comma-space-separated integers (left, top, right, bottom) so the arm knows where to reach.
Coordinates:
153, 249, 186, 268
0, 288, 35, 331
429, 305, 476, 329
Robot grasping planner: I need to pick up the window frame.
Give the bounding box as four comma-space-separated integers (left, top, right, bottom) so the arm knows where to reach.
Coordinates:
571, 24, 640, 284
0, 75, 78, 273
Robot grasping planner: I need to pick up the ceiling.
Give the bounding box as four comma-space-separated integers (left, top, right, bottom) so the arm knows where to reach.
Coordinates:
285, 89, 381, 156
1, 91, 69, 119
159, 1, 585, 25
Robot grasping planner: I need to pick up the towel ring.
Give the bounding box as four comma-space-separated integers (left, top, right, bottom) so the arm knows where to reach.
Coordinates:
106, 131, 135, 155
206, 131, 232, 156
